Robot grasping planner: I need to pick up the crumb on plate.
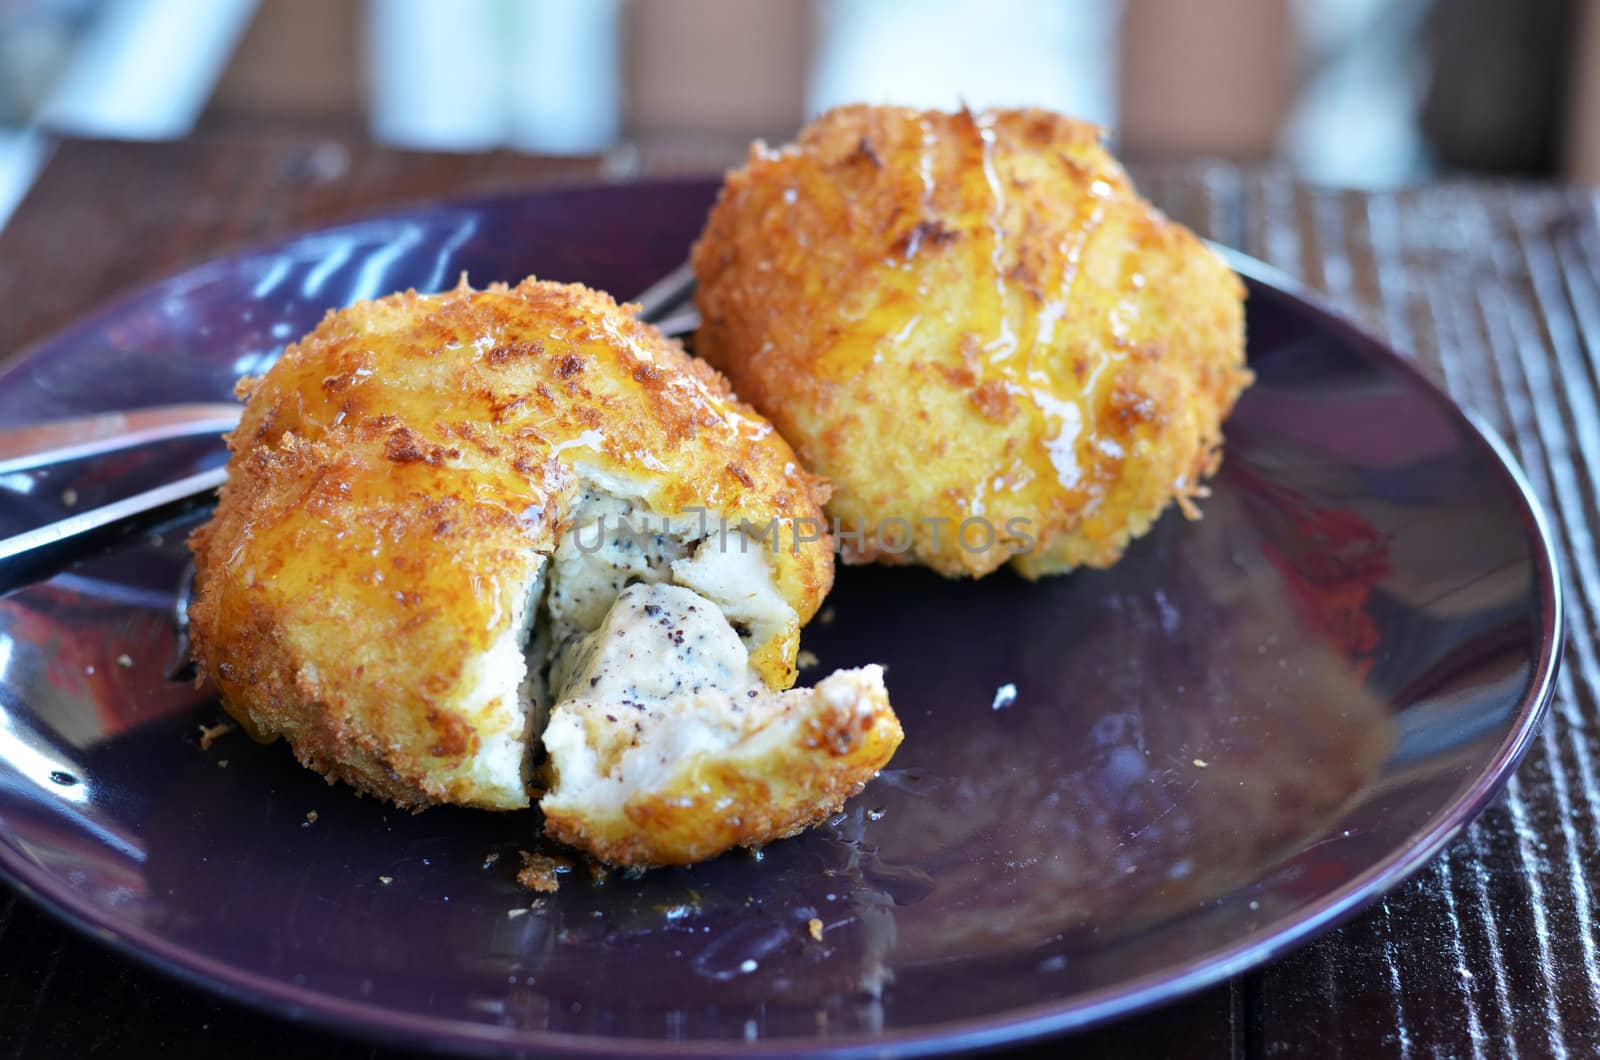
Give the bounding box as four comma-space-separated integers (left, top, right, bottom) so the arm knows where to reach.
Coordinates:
198, 721, 236, 750
517, 850, 572, 894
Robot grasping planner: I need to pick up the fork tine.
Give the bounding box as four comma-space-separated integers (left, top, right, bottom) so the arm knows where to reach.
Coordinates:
166, 560, 198, 681
631, 261, 697, 324
0, 404, 243, 476
652, 306, 702, 338
0, 467, 227, 599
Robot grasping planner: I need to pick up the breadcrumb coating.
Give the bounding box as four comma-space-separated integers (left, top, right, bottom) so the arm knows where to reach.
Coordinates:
693, 104, 1252, 578
188, 278, 901, 860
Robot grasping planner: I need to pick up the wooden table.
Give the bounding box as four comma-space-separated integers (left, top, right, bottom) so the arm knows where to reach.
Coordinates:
1, 136, 1596, 1058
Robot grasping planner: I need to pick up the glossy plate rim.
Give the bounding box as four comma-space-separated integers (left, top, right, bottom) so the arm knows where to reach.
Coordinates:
0, 179, 1566, 1058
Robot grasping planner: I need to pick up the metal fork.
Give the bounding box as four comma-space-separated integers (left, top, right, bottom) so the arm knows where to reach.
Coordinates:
0, 266, 702, 601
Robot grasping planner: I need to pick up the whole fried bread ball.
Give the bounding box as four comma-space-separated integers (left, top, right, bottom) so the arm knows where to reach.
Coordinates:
692, 105, 1251, 578
187, 277, 901, 866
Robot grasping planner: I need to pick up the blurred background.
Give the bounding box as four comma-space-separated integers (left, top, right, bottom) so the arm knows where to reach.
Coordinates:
0, 0, 1592, 230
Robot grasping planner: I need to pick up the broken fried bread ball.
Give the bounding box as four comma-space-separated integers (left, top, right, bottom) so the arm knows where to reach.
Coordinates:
187, 277, 902, 866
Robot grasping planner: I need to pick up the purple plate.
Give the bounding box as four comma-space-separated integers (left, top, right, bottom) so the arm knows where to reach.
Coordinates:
0, 179, 1561, 1056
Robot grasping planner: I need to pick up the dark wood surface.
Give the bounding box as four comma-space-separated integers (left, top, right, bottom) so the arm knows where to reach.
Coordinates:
1, 136, 1596, 1059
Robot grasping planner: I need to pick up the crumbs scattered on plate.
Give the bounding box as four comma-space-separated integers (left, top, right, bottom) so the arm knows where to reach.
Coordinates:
807, 917, 824, 941
797, 650, 820, 670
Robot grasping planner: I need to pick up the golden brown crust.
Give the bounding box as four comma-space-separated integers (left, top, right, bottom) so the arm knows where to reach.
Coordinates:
692, 104, 1252, 578
188, 278, 835, 810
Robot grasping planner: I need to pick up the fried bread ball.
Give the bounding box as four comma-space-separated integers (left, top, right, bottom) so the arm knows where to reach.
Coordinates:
692, 104, 1251, 578
187, 277, 902, 866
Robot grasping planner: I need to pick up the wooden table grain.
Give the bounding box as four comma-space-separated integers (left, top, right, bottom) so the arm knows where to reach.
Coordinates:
1, 136, 1595, 1059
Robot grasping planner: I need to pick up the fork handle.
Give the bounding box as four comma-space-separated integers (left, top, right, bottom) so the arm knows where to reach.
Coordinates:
0, 266, 703, 597
0, 404, 243, 476
0, 467, 226, 598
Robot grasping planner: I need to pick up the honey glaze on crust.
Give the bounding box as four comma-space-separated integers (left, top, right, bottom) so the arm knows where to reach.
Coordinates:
187, 277, 901, 866
692, 104, 1252, 578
